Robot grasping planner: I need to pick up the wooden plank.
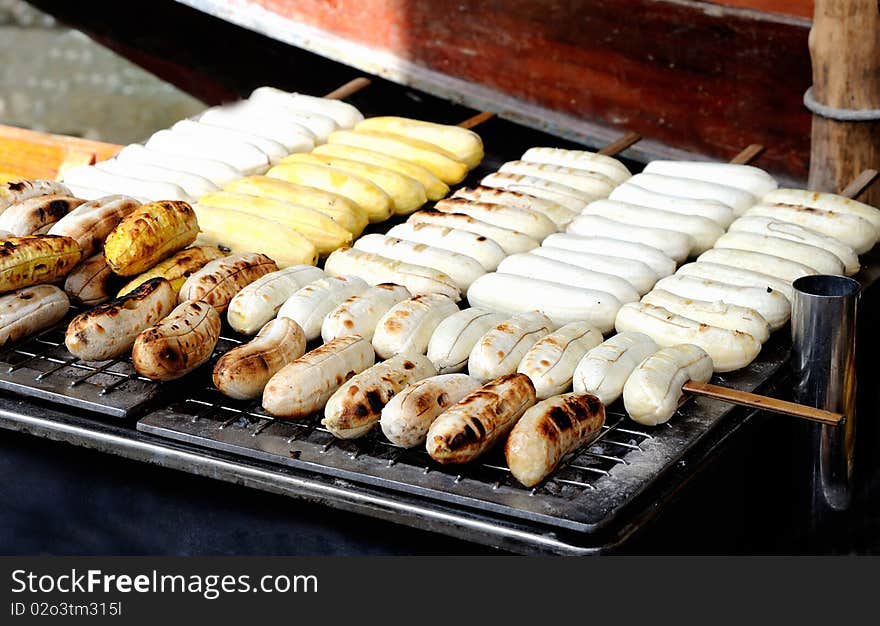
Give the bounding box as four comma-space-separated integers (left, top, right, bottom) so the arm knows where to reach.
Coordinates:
177, 0, 813, 180
0, 125, 121, 183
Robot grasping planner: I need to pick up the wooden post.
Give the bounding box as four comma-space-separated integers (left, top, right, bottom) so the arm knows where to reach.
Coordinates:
808, 1, 880, 204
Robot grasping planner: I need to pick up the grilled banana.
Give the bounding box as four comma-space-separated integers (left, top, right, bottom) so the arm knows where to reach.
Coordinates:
505, 392, 605, 487
65, 278, 177, 361
277, 274, 369, 341
379, 373, 482, 448
213, 318, 306, 400
468, 311, 554, 382
353, 234, 485, 293
516, 321, 604, 399
198, 192, 352, 256
132, 300, 221, 381
178, 253, 278, 313
426, 307, 507, 374
103, 201, 199, 276
321, 283, 411, 343
262, 335, 376, 418
117, 246, 227, 298
0, 180, 72, 213
426, 373, 537, 464
0, 285, 69, 347
192, 204, 318, 268
47, 195, 140, 259
0, 235, 82, 293
322, 353, 437, 439
323, 247, 461, 302
227, 265, 325, 335
371, 293, 459, 360
64, 253, 117, 306
223, 176, 368, 236
0, 195, 85, 236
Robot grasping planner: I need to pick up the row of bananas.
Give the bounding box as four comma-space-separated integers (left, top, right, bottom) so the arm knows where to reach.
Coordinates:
59, 86, 365, 203
192, 116, 485, 264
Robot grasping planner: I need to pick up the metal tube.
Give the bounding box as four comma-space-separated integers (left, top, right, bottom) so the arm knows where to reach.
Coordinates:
791, 275, 860, 515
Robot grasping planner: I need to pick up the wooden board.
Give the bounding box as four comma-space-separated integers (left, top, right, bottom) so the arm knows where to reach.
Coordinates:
193, 0, 814, 179
0, 125, 121, 183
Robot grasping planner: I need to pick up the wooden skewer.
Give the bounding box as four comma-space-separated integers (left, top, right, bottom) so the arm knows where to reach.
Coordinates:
598, 132, 642, 156
729, 143, 765, 165
682, 381, 845, 427
839, 168, 878, 199
324, 77, 372, 100
458, 111, 496, 129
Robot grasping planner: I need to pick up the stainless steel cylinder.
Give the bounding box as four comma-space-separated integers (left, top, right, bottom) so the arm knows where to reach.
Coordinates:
791, 275, 860, 514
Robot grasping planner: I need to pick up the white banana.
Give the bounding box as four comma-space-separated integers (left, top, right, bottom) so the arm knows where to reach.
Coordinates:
372, 293, 459, 359
386, 222, 506, 271
434, 198, 557, 240
426, 308, 507, 374
643, 161, 778, 196
614, 302, 761, 372
582, 199, 723, 254
227, 265, 326, 335
407, 210, 539, 255
277, 275, 369, 340
323, 247, 461, 301
728, 216, 859, 276
468, 310, 554, 382
321, 283, 411, 343
467, 273, 621, 332
567, 214, 693, 263
497, 253, 640, 303
623, 344, 714, 426
627, 172, 757, 215
529, 246, 658, 295
609, 182, 735, 227
714, 231, 844, 275
641, 289, 771, 343
520, 147, 632, 185
262, 335, 375, 418
696, 248, 816, 284
572, 332, 659, 405
542, 233, 676, 277
353, 234, 485, 292
516, 321, 603, 399
654, 274, 790, 331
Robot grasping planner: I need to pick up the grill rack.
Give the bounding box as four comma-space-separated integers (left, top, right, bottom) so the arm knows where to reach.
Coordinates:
136, 332, 791, 533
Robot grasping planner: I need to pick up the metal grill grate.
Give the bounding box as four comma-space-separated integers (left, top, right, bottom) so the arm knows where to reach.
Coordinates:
0, 308, 247, 418
137, 332, 790, 534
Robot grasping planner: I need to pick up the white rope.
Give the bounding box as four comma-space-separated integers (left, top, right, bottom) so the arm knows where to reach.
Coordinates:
804, 87, 880, 122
